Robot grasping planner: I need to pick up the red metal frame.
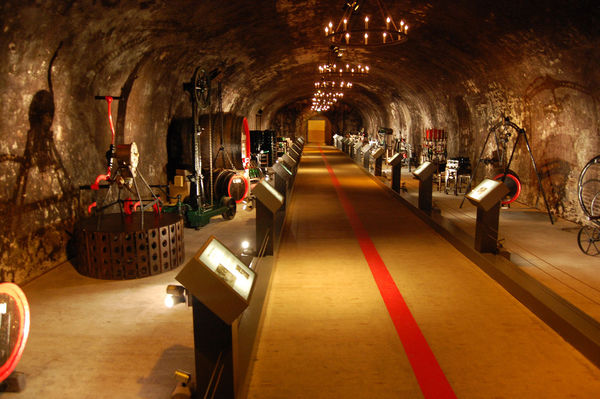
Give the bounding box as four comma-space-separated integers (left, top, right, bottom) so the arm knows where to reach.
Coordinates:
0, 283, 30, 383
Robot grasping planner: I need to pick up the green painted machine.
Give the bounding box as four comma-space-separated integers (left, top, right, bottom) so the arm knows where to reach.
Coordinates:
163, 67, 239, 228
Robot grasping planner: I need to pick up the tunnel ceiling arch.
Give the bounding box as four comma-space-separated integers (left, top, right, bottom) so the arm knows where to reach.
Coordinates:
4, 0, 597, 123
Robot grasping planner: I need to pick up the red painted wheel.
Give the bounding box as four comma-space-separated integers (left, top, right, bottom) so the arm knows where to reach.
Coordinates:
0, 283, 30, 383
123, 198, 133, 215
493, 172, 521, 205
228, 174, 249, 204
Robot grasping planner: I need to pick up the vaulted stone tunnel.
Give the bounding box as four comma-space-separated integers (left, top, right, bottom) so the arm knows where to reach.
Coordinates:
1, 0, 598, 283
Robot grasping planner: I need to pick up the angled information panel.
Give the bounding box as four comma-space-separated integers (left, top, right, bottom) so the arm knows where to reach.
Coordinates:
465, 179, 510, 212
412, 161, 436, 181
252, 180, 284, 213
389, 152, 403, 166
273, 161, 293, 181
176, 236, 256, 325
371, 147, 385, 159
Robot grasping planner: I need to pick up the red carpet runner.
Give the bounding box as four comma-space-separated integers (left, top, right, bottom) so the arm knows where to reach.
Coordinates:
319, 148, 456, 399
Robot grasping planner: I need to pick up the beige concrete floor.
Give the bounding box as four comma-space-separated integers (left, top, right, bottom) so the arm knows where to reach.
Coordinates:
246, 146, 600, 398
9, 208, 256, 399
382, 165, 600, 322
8, 146, 600, 398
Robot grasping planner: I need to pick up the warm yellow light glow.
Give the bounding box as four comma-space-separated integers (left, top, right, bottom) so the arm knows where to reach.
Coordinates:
164, 294, 174, 308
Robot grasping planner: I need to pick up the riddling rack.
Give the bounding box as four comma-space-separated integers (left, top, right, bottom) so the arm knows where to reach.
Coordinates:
422, 128, 447, 164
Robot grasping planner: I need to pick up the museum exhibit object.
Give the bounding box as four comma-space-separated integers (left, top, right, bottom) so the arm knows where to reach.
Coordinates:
465, 179, 510, 253
162, 67, 242, 228
577, 154, 600, 256
176, 236, 256, 399
0, 283, 30, 393
75, 96, 185, 280
460, 117, 553, 224
412, 161, 436, 214
444, 157, 472, 195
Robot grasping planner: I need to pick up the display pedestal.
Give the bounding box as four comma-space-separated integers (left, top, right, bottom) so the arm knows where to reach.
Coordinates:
273, 162, 292, 202
192, 296, 234, 399
256, 201, 275, 256
253, 181, 284, 256
371, 148, 385, 176
418, 176, 433, 214
413, 162, 436, 215
465, 179, 510, 254
390, 153, 403, 193
474, 204, 502, 253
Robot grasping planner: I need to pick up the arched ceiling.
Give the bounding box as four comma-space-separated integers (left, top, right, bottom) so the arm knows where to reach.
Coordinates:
2, 0, 598, 131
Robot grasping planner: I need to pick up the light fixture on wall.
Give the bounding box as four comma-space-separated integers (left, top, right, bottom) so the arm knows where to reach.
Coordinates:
324, 0, 409, 47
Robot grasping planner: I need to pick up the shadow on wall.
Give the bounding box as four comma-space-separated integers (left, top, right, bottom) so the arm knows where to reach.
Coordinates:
0, 90, 76, 282
523, 75, 600, 220
538, 158, 572, 216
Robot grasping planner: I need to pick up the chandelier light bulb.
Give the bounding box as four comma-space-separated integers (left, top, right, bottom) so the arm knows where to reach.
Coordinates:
364, 16, 369, 29
386, 17, 391, 29
343, 18, 348, 30
364, 32, 368, 45
345, 32, 350, 44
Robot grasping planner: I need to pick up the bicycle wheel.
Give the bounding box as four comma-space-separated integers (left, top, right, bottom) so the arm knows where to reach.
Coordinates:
577, 226, 600, 256
578, 155, 600, 220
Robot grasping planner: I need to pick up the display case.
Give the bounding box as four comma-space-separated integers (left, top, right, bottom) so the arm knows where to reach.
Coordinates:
176, 236, 256, 325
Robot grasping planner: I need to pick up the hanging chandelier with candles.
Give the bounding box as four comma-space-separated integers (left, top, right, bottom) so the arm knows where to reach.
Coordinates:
324, 0, 409, 47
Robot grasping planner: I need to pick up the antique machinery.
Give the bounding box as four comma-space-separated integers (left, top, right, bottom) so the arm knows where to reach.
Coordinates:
74, 96, 184, 280
85, 96, 162, 228
577, 155, 600, 256
461, 117, 554, 224
163, 67, 238, 228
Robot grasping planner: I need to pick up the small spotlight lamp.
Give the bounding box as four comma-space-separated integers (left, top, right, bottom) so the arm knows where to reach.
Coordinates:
164, 284, 189, 308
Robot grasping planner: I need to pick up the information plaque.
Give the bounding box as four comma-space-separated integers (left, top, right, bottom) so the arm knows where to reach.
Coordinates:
371, 147, 385, 159
176, 236, 256, 325
389, 152, 403, 166
412, 161, 436, 181
273, 161, 293, 181
252, 180, 284, 213
465, 179, 510, 212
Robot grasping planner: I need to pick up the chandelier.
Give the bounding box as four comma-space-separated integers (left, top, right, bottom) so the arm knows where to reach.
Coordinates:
324, 0, 409, 47
311, 89, 344, 112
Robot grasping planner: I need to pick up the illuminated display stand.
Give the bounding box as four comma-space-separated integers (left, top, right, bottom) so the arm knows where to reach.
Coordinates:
361, 143, 373, 168
342, 138, 350, 154
412, 161, 436, 214
288, 146, 301, 163
353, 141, 363, 162
389, 152, 404, 193
371, 147, 385, 176
273, 160, 293, 199
253, 180, 284, 256
281, 152, 297, 174
176, 236, 256, 399
465, 179, 510, 253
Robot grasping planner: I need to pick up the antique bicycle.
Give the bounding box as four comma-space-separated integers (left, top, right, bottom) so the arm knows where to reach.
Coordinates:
577, 154, 600, 256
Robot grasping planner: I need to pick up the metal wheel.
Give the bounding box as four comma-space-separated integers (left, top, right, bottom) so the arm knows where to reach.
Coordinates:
578, 155, 600, 220
221, 196, 236, 220
577, 226, 600, 256
193, 68, 211, 109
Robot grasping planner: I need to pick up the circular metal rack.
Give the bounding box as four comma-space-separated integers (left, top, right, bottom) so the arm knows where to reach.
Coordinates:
74, 213, 184, 279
